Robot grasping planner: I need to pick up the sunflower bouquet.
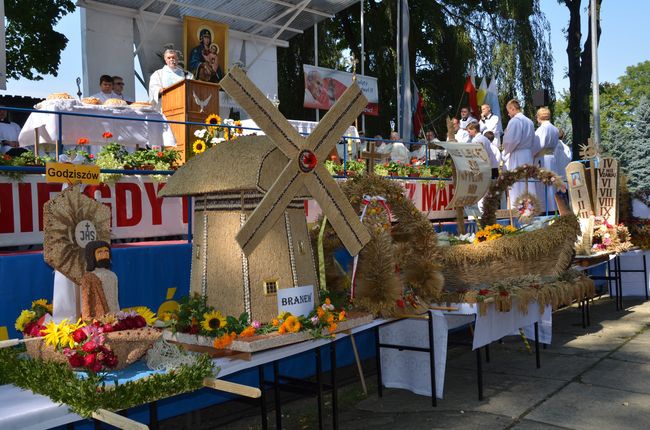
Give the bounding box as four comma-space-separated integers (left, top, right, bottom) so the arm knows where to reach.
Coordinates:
15, 298, 53, 336
474, 223, 518, 244
192, 114, 243, 155
257, 298, 347, 339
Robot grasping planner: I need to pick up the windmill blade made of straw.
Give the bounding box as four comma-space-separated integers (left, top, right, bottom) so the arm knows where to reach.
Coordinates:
220, 67, 371, 257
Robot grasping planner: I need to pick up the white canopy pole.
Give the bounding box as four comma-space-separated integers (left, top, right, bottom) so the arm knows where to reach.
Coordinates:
360, 0, 365, 133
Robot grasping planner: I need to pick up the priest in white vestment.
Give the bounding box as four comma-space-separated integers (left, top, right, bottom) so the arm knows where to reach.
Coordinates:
533, 107, 560, 212
452, 118, 470, 143
148, 49, 192, 111
502, 99, 536, 206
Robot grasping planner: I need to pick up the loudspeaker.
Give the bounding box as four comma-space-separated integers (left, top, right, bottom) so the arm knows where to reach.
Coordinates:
533, 89, 549, 107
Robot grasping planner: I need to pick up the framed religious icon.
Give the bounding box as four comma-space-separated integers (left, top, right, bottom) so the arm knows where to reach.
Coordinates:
183, 16, 229, 83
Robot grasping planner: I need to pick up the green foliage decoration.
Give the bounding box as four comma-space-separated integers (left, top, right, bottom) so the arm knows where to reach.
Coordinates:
0, 346, 214, 418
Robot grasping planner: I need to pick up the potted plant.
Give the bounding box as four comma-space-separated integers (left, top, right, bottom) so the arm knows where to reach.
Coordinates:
385, 160, 403, 176
344, 159, 366, 176
325, 159, 343, 176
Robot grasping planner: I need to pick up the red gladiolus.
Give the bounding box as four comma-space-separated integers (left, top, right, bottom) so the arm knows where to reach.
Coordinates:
72, 328, 87, 343
83, 353, 97, 368
77, 137, 89, 145
68, 353, 84, 368
82, 341, 97, 352
102, 132, 113, 139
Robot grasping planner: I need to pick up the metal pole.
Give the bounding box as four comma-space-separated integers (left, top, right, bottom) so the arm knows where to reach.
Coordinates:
360, 0, 366, 134
590, 0, 600, 152
314, 22, 320, 122
396, 0, 401, 134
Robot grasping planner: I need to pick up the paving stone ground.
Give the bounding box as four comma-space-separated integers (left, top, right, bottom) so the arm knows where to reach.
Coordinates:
160, 297, 650, 429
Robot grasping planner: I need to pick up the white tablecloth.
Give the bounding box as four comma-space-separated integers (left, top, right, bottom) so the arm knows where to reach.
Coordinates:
612, 249, 650, 297
18, 100, 176, 150
380, 301, 551, 399
0, 318, 385, 430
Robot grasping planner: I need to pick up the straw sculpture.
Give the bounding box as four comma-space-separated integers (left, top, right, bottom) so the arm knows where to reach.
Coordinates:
441, 214, 580, 290
43, 186, 111, 284
317, 174, 444, 317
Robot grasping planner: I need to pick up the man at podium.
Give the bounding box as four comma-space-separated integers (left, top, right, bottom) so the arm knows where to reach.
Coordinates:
149, 49, 193, 110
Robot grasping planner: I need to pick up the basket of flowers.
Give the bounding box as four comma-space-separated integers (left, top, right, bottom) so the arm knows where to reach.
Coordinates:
17, 304, 161, 371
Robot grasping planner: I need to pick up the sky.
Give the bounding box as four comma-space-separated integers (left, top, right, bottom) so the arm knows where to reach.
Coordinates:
2, 0, 649, 101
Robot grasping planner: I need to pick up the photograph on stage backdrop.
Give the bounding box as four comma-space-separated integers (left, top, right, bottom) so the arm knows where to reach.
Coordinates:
183, 16, 228, 83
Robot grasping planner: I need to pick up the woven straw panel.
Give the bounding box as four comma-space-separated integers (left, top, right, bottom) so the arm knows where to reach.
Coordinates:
43, 186, 111, 285
160, 136, 306, 198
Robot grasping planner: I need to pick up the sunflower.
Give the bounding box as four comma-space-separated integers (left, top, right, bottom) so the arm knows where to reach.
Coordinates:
31, 298, 53, 314
122, 306, 156, 325
205, 114, 222, 126
201, 311, 227, 332
193, 140, 206, 154
282, 316, 302, 333
15, 310, 36, 332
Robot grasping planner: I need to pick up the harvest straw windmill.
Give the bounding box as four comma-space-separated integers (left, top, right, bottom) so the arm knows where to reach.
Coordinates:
160, 67, 370, 322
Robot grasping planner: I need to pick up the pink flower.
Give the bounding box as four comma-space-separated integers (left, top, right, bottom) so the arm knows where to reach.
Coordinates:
251, 320, 261, 329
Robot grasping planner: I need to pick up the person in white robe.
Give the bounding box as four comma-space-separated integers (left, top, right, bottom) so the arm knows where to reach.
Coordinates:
479, 104, 503, 147
468, 122, 499, 172
532, 107, 560, 212
0, 109, 22, 155
502, 99, 536, 206
452, 118, 470, 143
553, 128, 572, 179
385, 131, 410, 164
148, 49, 192, 111
459, 106, 478, 130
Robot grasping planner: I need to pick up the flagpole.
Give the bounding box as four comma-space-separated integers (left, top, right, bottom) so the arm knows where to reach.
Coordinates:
314, 22, 319, 122
590, 0, 600, 152
396, 0, 401, 134
361, 0, 365, 134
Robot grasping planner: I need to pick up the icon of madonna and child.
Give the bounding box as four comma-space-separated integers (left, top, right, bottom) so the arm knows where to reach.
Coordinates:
189, 27, 224, 83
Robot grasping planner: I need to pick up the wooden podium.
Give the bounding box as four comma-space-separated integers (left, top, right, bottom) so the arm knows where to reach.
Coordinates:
161, 79, 220, 164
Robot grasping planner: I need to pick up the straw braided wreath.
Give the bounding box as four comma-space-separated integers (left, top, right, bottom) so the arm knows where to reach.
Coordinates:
480, 164, 564, 227
316, 175, 444, 317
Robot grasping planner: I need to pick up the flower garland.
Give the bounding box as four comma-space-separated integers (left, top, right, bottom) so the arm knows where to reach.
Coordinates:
481, 164, 564, 228
514, 192, 541, 225
0, 346, 213, 419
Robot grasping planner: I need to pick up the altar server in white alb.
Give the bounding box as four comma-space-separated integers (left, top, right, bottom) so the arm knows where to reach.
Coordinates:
479, 103, 503, 147
467, 122, 499, 178
148, 49, 192, 111
554, 128, 572, 179
533, 107, 560, 212
502, 99, 536, 205
459, 106, 477, 130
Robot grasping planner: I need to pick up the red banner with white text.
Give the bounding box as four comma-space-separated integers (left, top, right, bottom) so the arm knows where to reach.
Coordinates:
0, 176, 456, 246
0, 176, 188, 247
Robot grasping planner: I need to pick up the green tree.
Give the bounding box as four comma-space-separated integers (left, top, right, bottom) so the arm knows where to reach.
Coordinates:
5, 0, 75, 81
606, 97, 650, 192
558, 0, 602, 159
277, 0, 554, 139
619, 61, 650, 99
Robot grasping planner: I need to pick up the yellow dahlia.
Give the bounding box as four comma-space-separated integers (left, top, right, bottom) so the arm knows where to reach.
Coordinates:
282, 316, 302, 333
201, 311, 227, 332
15, 310, 36, 332
42, 320, 64, 348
